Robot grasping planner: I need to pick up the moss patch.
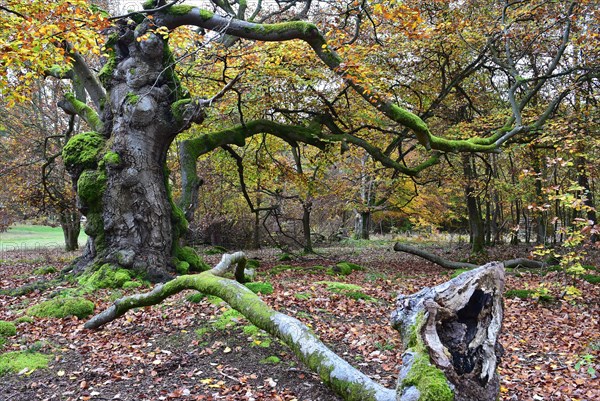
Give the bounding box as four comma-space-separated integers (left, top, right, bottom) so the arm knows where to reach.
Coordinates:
62, 131, 106, 170
78, 263, 132, 290
450, 268, 472, 279
76, 170, 107, 207
245, 281, 274, 295
316, 281, 375, 301
175, 246, 208, 272
332, 261, 365, 276
186, 292, 206, 303
212, 308, 243, 330
15, 316, 34, 324
260, 356, 281, 364
0, 321, 16, 337
0, 351, 51, 376
582, 274, 600, 284
204, 246, 228, 255
504, 289, 534, 299
27, 297, 95, 319
33, 266, 57, 275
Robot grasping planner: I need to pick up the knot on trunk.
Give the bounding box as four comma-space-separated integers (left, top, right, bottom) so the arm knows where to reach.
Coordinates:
391, 262, 505, 401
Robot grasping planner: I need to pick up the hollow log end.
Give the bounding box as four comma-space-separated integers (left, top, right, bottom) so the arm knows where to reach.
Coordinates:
392, 262, 505, 401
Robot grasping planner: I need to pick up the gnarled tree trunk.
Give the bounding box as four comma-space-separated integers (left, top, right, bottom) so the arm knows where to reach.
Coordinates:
63, 16, 205, 280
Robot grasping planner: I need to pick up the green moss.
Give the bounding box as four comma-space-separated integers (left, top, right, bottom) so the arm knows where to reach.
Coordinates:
186, 292, 206, 303
125, 92, 140, 104
212, 308, 243, 330
62, 132, 106, 170
174, 246, 208, 272
0, 351, 51, 376
27, 297, 95, 319
175, 260, 190, 274
78, 263, 132, 290
122, 281, 143, 290
77, 170, 107, 207
194, 327, 209, 338
278, 253, 293, 261
582, 274, 600, 284
0, 321, 16, 337
15, 316, 34, 324
316, 281, 375, 301
504, 289, 534, 299
399, 312, 454, 401
98, 51, 117, 87
204, 246, 228, 255
260, 356, 281, 364
33, 266, 57, 275
142, 0, 156, 9
330, 261, 364, 276
102, 151, 121, 166
243, 324, 260, 336
245, 281, 274, 295
166, 5, 195, 16
451, 268, 471, 279
294, 292, 311, 300
246, 259, 260, 269
401, 353, 454, 401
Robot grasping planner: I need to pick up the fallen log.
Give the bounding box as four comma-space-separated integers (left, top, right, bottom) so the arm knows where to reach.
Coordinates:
394, 242, 545, 270
86, 252, 505, 401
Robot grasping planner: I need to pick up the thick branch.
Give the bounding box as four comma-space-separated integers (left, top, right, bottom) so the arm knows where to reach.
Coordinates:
67, 48, 106, 111
394, 243, 545, 270
159, 9, 501, 153
86, 253, 395, 401
58, 93, 104, 132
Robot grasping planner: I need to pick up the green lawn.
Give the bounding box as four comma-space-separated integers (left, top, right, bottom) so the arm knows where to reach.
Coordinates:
0, 224, 87, 251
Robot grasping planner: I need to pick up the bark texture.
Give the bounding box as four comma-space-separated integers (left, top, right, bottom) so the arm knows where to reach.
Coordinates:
392, 263, 505, 401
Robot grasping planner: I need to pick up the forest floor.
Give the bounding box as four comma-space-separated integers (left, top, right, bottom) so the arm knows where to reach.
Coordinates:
0, 242, 598, 401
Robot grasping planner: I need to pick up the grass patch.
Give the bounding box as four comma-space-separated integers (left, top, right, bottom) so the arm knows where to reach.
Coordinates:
0, 224, 87, 250
294, 292, 311, 300
0, 351, 51, 376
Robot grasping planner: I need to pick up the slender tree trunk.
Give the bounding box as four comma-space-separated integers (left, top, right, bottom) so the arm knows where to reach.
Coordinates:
60, 211, 81, 252
576, 156, 598, 243
463, 154, 485, 255
302, 201, 313, 253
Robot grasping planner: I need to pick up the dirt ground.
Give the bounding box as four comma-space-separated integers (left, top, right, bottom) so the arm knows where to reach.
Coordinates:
0, 243, 598, 401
